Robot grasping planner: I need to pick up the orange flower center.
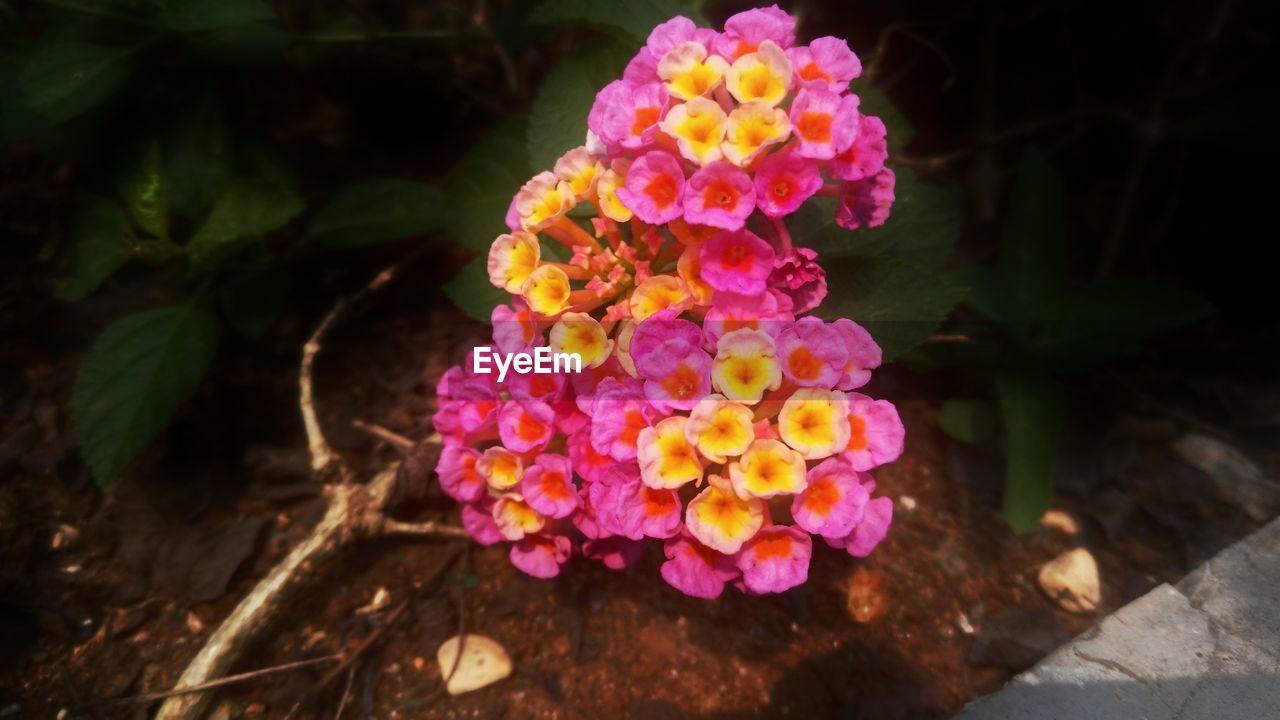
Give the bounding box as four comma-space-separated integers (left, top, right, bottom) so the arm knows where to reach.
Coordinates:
787, 346, 823, 381
798, 61, 832, 84
632, 106, 660, 137
803, 476, 841, 517
661, 362, 701, 399
703, 179, 740, 210
753, 533, 794, 560
847, 414, 868, 451
797, 111, 833, 142
540, 471, 573, 500
644, 173, 679, 208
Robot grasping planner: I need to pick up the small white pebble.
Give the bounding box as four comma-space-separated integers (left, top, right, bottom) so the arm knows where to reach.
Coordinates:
956, 612, 975, 635
899, 496, 917, 511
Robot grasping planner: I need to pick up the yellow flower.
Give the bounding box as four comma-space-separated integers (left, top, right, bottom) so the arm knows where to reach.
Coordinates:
722, 102, 791, 167
728, 438, 808, 498
522, 264, 572, 316
630, 275, 690, 321
487, 231, 540, 293
777, 388, 851, 459
658, 42, 730, 101
659, 96, 728, 166
684, 394, 755, 463
711, 328, 781, 404
638, 416, 703, 489
726, 40, 793, 107
549, 312, 613, 368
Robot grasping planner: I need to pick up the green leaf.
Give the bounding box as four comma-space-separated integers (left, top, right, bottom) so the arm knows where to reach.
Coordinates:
186, 179, 303, 268
446, 117, 531, 251
996, 373, 1065, 534
529, 0, 706, 43
159, 91, 233, 219
56, 197, 135, 301
1032, 280, 1213, 369
158, 0, 275, 32
816, 256, 968, 360
307, 179, 446, 248
855, 82, 914, 147
527, 43, 630, 171
72, 304, 220, 486
18, 42, 133, 123
218, 268, 292, 338
937, 397, 996, 445
119, 140, 169, 239
995, 148, 1068, 338
443, 256, 508, 323
790, 166, 962, 269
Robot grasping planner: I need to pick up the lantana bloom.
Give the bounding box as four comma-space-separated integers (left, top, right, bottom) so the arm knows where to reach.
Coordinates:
437, 5, 903, 598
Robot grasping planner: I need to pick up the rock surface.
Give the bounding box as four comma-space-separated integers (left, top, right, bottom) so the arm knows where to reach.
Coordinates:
437, 634, 513, 695
1037, 548, 1101, 614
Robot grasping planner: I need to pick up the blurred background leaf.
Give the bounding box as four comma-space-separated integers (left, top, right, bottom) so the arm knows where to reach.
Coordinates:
996, 373, 1065, 534
306, 179, 446, 248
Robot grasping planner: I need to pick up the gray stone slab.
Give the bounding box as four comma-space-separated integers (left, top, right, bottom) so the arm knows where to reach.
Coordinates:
1178, 518, 1280, 655
956, 584, 1280, 719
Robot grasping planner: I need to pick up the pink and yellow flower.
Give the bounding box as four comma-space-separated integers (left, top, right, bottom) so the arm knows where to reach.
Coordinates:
726, 40, 793, 106
589, 377, 657, 461
550, 312, 614, 368
647, 15, 717, 60
554, 146, 604, 200
661, 530, 741, 599
659, 96, 728, 165
789, 88, 860, 159
487, 231, 540, 293
677, 243, 715, 305
778, 388, 852, 460
629, 274, 691, 321
721, 101, 791, 166
596, 162, 634, 222
685, 475, 765, 554
514, 171, 574, 231
786, 36, 861, 93
729, 438, 808, 498
699, 229, 775, 295
842, 392, 906, 470
476, 446, 523, 490
736, 525, 811, 594
754, 149, 823, 218
493, 493, 546, 541
638, 416, 703, 489
776, 316, 848, 387
684, 394, 755, 463
682, 160, 756, 230
521, 264, 572, 316
616, 150, 686, 224
711, 328, 781, 404
657, 42, 729, 100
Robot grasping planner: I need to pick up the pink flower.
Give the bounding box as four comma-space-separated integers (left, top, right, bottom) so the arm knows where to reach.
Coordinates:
589, 376, 657, 461
600, 82, 669, 149
682, 161, 755, 230
461, 496, 504, 546
643, 348, 712, 413
791, 457, 871, 538
491, 299, 540, 354
835, 167, 896, 230
588, 465, 681, 540
786, 36, 861, 92
510, 534, 573, 578
704, 290, 789, 342
436, 446, 486, 502
630, 309, 705, 378
588, 80, 631, 145
842, 393, 905, 471
828, 496, 893, 557
583, 536, 649, 570
699, 229, 775, 295
646, 15, 717, 58
623, 50, 659, 84
754, 150, 823, 218
521, 454, 580, 519
736, 525, 812, 594
714, 5, 796, 60
615, 150, 686, 224
789, 88, 859, 159
776, 316, 848, 387
832, 318, 882, 390
507, 368, 565, 403
497, 400, 556, 454
660, 531, 741, 599
830, 114, 888, 182
568, 428, 613, 484
768, 247, 828, 314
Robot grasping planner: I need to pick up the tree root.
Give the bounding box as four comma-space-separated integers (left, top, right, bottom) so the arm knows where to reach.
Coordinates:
154, 260, 466, 720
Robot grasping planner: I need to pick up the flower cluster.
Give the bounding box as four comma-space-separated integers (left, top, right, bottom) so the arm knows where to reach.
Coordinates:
438, 6, 904, 598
